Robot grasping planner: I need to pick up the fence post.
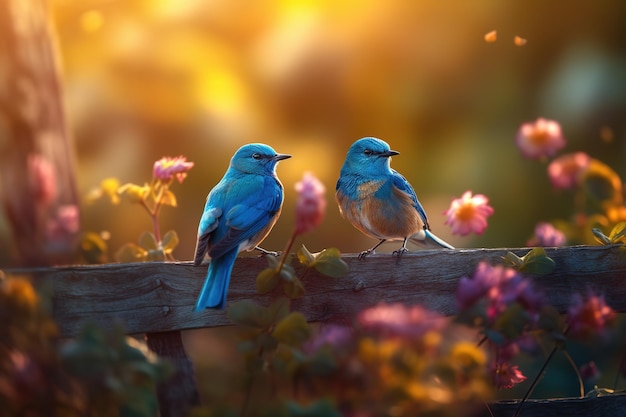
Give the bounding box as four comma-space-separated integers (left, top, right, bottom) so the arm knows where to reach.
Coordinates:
0, 0, 79, 267
146, 331, 200, 417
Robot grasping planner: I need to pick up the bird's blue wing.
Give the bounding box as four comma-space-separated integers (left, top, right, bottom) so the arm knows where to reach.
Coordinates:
390, 169, 429, 227
194, 204, 222, 266
209, 177, 283, 259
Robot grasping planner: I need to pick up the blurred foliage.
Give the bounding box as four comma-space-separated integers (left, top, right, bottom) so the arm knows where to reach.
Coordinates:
44, 0, 626, 260
0, 270, 172, 417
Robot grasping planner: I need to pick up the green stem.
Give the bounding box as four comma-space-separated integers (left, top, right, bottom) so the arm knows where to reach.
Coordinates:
562, 349, 585, 397
512, 344, 558, 417
613, 351, 625, 391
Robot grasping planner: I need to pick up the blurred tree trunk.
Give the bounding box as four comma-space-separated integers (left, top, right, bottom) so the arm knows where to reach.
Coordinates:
0, 0, 78, 267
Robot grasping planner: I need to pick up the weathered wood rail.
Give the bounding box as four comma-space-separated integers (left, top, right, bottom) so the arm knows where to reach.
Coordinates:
7, 245, 626, 417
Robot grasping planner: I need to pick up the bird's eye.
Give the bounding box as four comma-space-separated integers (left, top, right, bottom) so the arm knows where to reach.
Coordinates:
252, 153, 261, 160
363, 149, 372, 156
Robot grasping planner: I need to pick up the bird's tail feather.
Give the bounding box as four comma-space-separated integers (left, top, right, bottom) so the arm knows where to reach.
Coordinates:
194, 248, 238, 311
409, 229, 454, 249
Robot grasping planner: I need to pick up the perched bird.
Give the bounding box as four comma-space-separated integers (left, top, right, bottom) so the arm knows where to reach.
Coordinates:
194, 143, 291, 310
336, 137, 453, 258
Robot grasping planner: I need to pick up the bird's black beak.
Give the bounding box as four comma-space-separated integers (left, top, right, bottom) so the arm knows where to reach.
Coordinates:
273, 153, 292, 161
381, 150, 399, 157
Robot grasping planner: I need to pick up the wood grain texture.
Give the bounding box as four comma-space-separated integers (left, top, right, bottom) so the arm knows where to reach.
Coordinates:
483, 394, 626, 417
7, 245, 626, 338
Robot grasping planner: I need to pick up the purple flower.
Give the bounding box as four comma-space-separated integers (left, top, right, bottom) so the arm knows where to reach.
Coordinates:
456, 262, 543, 322
526, 222, 566, 247
303, 324, 353, 353
153, 156, 194, 183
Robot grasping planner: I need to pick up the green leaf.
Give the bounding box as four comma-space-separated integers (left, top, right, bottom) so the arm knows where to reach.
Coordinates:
312, 248, 349, 278
283, 276, 305, 299
609, 222, 626, 244
503, 251, 523, 269
161, 230, 179, 252
518, 247, 556, 275
146, 249, 166, 261
493, 303, 529, 340
272, 312, 311, 346
227, 300, 268, 328
297, 244, 315, 266
265, 298, 291, 324
505, 248, 555, 275
115, 243, 148, 263
139, 232, 158, 250
256, 268, 281, 294
592, 228, 612, 245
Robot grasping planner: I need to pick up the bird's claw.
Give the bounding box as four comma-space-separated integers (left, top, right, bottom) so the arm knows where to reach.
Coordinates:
392, 247, 408, 257
358, 249, 373, 260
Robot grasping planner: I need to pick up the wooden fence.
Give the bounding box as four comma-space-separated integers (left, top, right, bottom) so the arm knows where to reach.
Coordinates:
8, 245, 626, 417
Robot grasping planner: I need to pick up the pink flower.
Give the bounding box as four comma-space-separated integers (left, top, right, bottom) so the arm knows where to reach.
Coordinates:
444, 191, 494, 236
47, 204, 80, 241
567, 291, 615, 338
547, 152, 591, 190
493, 362, 527, 389
526, 222, 566, 247
516, 117, 565, 159
294, 172, 326, 235
357, 303, 446, 339
28, 154, 57, 206
153, 156, 194, 183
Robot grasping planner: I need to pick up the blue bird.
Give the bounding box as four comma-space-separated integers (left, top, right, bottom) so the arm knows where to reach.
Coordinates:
336, 137, 453, 259
193, 143, 291, 310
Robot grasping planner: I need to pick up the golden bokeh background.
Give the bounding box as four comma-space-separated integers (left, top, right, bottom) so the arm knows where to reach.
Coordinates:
50, 0, 626, 259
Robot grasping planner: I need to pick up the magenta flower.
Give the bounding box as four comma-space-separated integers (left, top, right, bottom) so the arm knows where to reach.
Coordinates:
444, 191, 494, 236
153, 156, 194, 183
567, 291, 615, 338
547, 152, 591, 190
357, 303, 446, 339
493, 362, 527, 389
294, 172, 326, 235
516, 117, 566, 159
579, 361, 600, 382
526, 222, 566, 247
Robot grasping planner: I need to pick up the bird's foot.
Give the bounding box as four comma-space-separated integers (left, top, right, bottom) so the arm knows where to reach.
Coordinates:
358, 249, 374, 260
255, 246, 280, 257
392, 247, 408, 257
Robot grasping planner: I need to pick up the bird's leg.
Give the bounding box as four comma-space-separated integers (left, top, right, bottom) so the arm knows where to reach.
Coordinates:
254, 246, 280, 257
392, 238, 409, 257
358, 239, 386, 260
